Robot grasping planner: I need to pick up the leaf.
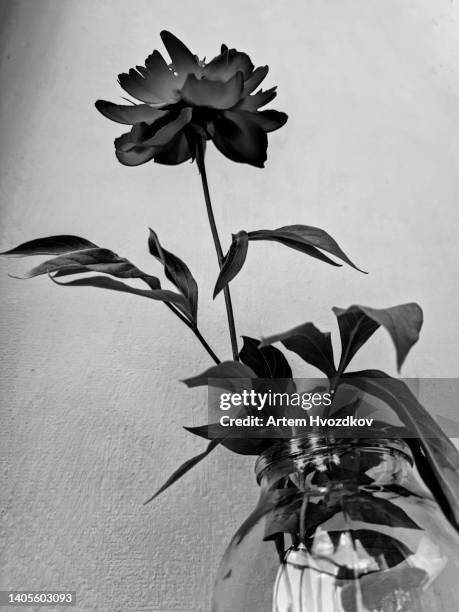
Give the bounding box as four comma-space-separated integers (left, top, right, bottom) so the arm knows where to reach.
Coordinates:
148, 228, 198, 323
10, 248, 159, 283
239, 336, 292, 378
3, 236, 195, 321
260, 322, 336, 378
232, 489, 300, 547
213, 488, 301, 608
435, 414, 459, 437
182, 361, 255, 391
50, 275, 191, 311
184, 425, 269, 456
248, 225, 366, 272
344, 370, 459, 530
342, 492, 419, 528
213, 231, 249, 298
301, 489, 419, 542
0, 235, 98, 257
333, 303, 423, 373
144, 438, 221, 504
327, 395, 376, 420
263, 495, 303, 540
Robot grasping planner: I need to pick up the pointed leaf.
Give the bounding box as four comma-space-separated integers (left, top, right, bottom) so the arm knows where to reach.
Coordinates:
182, 361, 255, 390
435, 414, 459, 437
148, 228, 198, 323
248, 225, 366, 272
263, 495, 303, 540
10, 248, 157, 281
333, 303, 423, 372
239, 336, 292, 378
332, 306, 379, 374
184, 425, 269, 456
213, 231, 249, 298
232, 488, 301, 546
1, 235, 98, 257
213, 488, 301, 608
344, 493, 419, 528
302, 500, 339, 538
260, 323, 336, 378
301, 485, 420, 539
50, 275, 190, 311
3, 236, 195, 321
144, 438, 221, 504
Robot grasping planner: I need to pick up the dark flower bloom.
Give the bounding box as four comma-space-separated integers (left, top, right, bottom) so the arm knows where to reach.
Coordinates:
95, 31, 287, 168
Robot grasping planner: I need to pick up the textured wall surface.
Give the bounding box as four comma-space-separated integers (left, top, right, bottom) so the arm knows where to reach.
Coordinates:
1, 1, 459, 610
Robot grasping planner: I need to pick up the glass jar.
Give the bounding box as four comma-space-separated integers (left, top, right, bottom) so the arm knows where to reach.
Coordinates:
212, 436, 459, 612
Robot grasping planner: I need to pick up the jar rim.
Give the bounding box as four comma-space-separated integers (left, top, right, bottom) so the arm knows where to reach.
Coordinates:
254, 435, 413, 483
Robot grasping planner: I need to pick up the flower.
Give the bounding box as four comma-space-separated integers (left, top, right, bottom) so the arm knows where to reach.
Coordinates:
95, 31, 287, 168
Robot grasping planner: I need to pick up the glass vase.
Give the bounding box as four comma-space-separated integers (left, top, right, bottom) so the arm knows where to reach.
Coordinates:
212, 436, 459, 612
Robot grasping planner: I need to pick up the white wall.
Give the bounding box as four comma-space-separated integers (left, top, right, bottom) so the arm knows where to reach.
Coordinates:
1, 1, 459, 610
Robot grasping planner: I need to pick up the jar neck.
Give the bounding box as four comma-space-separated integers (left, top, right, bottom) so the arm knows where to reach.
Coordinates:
255, 435, 413, 489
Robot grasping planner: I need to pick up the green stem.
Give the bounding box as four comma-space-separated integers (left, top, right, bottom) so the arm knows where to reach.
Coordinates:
299, 493, 309, 545
193, 325, 221, 365
164, 302, 220, 364
195, 141, 239, 361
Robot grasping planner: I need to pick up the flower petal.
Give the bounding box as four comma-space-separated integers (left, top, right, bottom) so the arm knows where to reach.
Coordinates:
118, 69, 164, 104
242, 109, 288, 133
181, 72, 243, 109
135, 107, 192, 147
95, 100, 167, 125
154, 131, 192, 165
243, 65, 269, 95
235, 87, 277, 111
204, 49, 254, 81
143, 50, 182, 101
114, 133, 157, 166
116, 146, 157, 166
212, 110, 268, 167
160, 30, 199, 75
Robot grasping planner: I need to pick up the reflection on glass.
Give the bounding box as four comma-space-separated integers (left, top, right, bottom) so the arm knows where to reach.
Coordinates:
213, 437, 459, 612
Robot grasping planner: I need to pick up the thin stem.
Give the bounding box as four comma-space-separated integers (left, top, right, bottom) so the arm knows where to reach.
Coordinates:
299, 494, 309, 545
192, 326, 221, 364
165, 302, 220, 364
195, 141, 239, 361
164, 301, 190, 326
274, 534, 285, 564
